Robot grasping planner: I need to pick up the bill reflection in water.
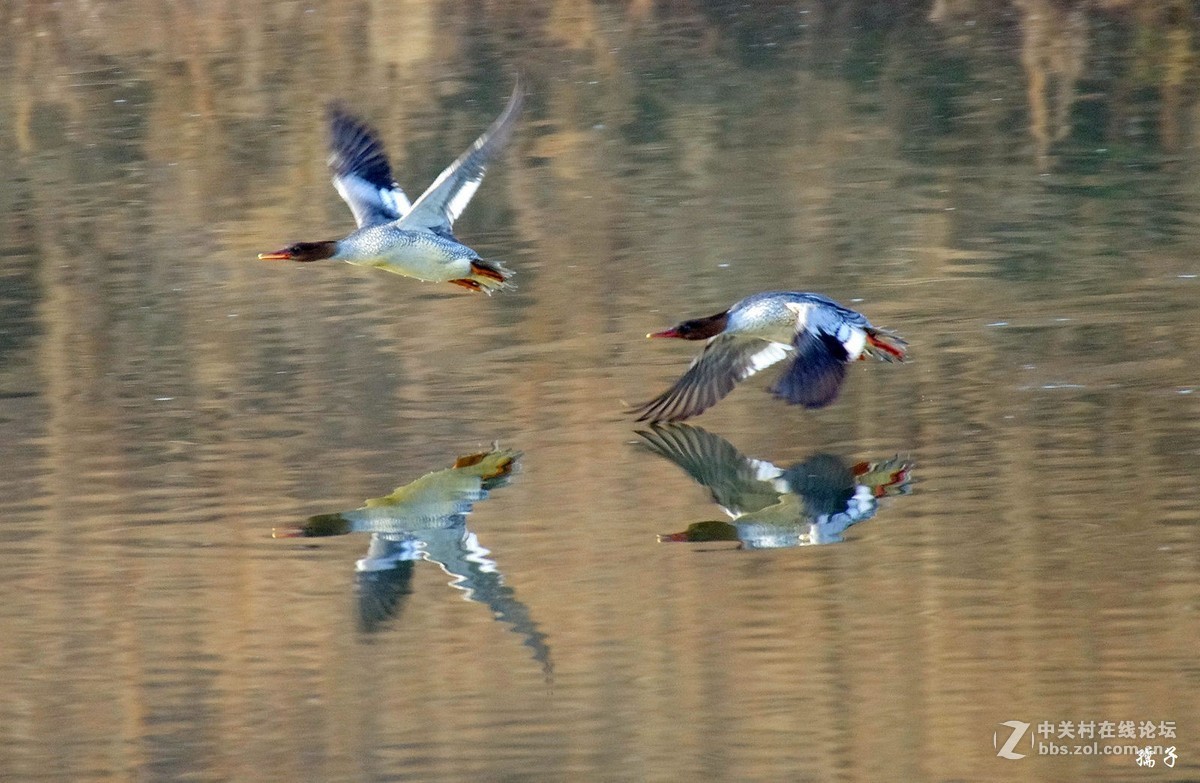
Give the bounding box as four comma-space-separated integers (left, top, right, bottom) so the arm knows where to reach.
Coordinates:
637, 425, 913, 549
274, 447, 552, 677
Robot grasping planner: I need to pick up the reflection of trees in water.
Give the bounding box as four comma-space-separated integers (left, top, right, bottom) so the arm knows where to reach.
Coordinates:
8, 2, 1197, 159
3, 2, 1197, 496
5, 1, 1196, 389
2, 5, 1197, 779
6, 0, 1197, 482
1015, 0, 1089, 168
930, 0, 1195, 158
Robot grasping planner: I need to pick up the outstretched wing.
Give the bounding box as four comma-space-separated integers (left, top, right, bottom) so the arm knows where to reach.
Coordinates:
398, 80, 525, 235
633, 334, 792, 423
327, 105, 412, 228
421, 528, 553, 679
770, 327, 850, 409
636, 424, 785, 515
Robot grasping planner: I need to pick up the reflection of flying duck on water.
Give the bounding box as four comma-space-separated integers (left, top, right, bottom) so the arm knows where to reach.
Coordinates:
274, 448, 551, 676
636, 425, 912, 548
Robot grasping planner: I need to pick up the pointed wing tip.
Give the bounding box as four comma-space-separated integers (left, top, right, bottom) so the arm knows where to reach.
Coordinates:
629, 376, 718, 424
628, 399, 650, 418
630, 407, 693, 425
628, 395, 671, 424
325, 101, 361, 129
508, 74, 527, 102
495, 77, 527, 127
634, 420, 699, 450
395, 79, 525, 233
633, 335, 786, 425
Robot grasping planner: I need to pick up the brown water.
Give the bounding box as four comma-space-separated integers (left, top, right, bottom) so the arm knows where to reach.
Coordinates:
1, 2, 1198, 781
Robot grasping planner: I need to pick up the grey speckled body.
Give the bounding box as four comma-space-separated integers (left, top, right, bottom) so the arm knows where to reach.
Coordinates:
336, 485, 491, 534
634, 290, 907, 422
259, 81, 524, 293
726, 291, 870, 345
335, 224, 478, 282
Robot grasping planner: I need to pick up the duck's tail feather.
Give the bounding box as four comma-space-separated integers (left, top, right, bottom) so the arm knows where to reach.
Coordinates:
450, 259, 516, 294
852, 456, 914, 497
453, 447, 522, 489
863, 326, 908, 362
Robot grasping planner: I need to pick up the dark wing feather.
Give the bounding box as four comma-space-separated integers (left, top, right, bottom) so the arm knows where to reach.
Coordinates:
770, 328, 849, 409
636, 424, 784, 515
399, 80, 525, 235
633, 334, 792, 423
327, 105, 412, 228
356, 557, 415, 633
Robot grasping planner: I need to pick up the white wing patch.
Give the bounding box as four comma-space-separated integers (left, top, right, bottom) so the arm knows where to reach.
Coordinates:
740, 341, 793, 378
752, 457, 795, 495
333, 175, 412, 228
748, 458, 785, 482
399, 82, 524, 235
442, 178, 481, 226
382, 187, 411, 217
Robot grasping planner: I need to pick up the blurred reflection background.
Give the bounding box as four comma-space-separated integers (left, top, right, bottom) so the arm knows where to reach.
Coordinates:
0, 2, 1197, 781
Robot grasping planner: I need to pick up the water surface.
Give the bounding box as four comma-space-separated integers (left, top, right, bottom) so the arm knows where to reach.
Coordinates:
1, 3, 1198, 781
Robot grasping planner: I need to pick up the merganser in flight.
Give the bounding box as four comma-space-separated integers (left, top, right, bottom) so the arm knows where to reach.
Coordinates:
633, 291, 907, 422
259, 81, 524, 293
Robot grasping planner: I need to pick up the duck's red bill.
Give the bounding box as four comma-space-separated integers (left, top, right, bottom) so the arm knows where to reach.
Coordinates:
258, 250, 292, 261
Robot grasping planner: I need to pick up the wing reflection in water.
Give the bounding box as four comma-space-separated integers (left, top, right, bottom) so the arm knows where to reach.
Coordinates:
274, 448, 552, 677
637, 425, 913, 549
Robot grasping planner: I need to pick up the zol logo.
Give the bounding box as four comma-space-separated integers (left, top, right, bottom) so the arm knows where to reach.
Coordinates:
995, 721, 1031, 759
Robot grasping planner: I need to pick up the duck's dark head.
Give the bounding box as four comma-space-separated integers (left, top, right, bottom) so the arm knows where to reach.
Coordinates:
272, 513, 352, 538
258, 240, 338, 263
658, 520, 740, 542
648, 310, 729, 340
